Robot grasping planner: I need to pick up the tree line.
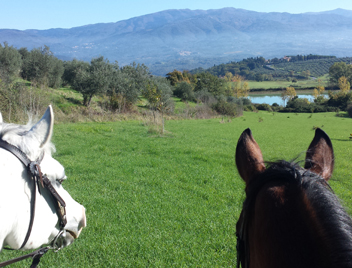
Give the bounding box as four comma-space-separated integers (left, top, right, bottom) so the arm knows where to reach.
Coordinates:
192, 55, 352, 82
1, 42, 351, 120
0, 43, 250, 119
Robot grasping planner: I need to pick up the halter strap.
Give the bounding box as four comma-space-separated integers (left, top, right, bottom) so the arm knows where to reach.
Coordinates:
0, 139, 67, 249
0, 139, 44, 249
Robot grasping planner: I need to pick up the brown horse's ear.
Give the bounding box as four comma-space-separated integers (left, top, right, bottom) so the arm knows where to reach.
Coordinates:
236, 128, 266, 184
304, 128, 334, 180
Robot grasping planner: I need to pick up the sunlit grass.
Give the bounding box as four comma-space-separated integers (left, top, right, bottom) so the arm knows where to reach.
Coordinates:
1, 111, 351, 267
247, 74, 329, 90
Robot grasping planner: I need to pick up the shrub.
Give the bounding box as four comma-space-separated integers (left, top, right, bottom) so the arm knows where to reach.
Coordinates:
212, 100, 238, 116
255, 103, 272, 111
327, 92, 352, 110
194, 90, 217, 105
314, 95, 327, 104
173, 82, 195, 102
347, 103, 352, 118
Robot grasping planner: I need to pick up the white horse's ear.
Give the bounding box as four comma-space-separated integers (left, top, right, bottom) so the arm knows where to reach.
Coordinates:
27, 105, 54, 148
0, 112, 3, 123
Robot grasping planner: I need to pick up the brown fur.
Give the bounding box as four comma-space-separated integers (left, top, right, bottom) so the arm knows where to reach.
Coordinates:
235, 128, 351, 268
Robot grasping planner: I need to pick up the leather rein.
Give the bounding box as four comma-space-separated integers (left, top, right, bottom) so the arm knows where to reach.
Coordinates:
0, 139, 67, 267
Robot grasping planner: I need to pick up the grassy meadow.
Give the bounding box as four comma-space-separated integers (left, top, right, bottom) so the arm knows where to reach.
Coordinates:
247, 74, 329, 90
1, 111, 352, 267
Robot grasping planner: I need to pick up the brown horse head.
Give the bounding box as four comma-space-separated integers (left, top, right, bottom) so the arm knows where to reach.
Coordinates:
235, 128, 352, 268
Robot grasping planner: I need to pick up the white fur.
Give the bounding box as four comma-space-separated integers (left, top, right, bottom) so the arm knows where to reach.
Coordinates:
0, 105, 86, 250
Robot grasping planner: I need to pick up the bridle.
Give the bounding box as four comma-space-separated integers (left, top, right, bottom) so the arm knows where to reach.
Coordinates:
0, 139, 67, 267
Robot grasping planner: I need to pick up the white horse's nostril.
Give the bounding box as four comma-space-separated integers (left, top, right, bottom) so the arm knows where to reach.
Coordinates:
66, 206, 86, 239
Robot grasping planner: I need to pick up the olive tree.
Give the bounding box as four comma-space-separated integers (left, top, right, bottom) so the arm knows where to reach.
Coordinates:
109, 62, 150, 112
21, 46, 64, 88
73, 56, 112, 107
329, 62, 352, 86
142, 77, 174, 134
0, 42, 22, 83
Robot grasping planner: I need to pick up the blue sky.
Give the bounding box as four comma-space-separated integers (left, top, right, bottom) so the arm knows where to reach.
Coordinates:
2, 0, 352, 30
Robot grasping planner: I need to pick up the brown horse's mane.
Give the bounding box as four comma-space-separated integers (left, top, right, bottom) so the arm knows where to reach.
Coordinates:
242, 160, 352, 267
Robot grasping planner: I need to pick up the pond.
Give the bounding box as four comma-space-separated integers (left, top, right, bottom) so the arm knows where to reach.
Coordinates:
249, 94, 327, 106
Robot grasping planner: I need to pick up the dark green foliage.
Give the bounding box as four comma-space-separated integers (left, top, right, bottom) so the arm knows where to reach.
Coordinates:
108, 62, 150, 111
0, 42, 22, 83
70, 56, 112, 106
173, 82, 195, 102
21, 46, 64, 88
212, 99, 239, 116
143, 76, 174, 113
329, 62, 352, 86
279, 96, 336, 113
286, 54, 336, 62
166, 70, 184, 86
194, 90, 216, 105
256, 103, 272, 111
48, 57, 64, 88
327, 92, 352, 110
120, 63, 150, 103
314, 95, 326, 104
347, 103, 352, 118
194, 72, 225, 96
286, 97, 311, 111
84, 57, 113, 106
227, 96, 251, 106
62, 59, 89, 86
192, 55, 352, 81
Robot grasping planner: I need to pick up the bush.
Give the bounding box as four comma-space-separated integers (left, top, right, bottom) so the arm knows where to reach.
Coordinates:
347, 103, 352, 118
194, 90, 217, 105
173, 82, 195, 102
282, 97, 332, 113
327, 92, 352, 110
212, 100, 239, 116
314, 95, 327, 104
255, 103, 272, 111
286, 97, 310, 111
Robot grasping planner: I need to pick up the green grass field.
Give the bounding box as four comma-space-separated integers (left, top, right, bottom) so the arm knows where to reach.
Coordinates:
1, 111, 352, 267
247, 75, 329, 90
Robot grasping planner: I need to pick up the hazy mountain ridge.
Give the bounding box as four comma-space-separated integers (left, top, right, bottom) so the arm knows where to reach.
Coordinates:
1, 8, 352, 75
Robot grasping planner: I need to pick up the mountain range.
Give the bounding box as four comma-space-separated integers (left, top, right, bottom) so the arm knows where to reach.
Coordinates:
1, 8, 352, 76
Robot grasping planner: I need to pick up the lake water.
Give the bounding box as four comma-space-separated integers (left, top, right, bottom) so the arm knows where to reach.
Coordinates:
249, 94, 325, 106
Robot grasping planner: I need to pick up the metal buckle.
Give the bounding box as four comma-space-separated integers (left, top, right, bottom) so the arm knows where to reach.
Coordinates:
49, 230, 65, 252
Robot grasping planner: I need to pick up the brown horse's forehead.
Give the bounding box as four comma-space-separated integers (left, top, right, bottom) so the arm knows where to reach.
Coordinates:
258, 180, 288, 199
266, 185, 287, 206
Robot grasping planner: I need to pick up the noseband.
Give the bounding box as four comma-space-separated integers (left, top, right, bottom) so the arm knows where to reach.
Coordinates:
0, 139, 67, 267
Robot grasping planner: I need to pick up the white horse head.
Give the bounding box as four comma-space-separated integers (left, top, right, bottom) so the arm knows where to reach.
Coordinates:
0, 105, 86, 251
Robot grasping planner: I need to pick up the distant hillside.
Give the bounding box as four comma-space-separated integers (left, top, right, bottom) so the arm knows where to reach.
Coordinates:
1, 8, 352, 76
192, 55, 352, 81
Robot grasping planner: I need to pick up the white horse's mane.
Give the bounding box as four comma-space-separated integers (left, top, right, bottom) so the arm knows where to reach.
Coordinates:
0, 121, 56, 159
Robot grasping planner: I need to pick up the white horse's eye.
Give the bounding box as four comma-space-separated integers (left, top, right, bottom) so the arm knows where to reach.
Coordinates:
57, 176, 67, 184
